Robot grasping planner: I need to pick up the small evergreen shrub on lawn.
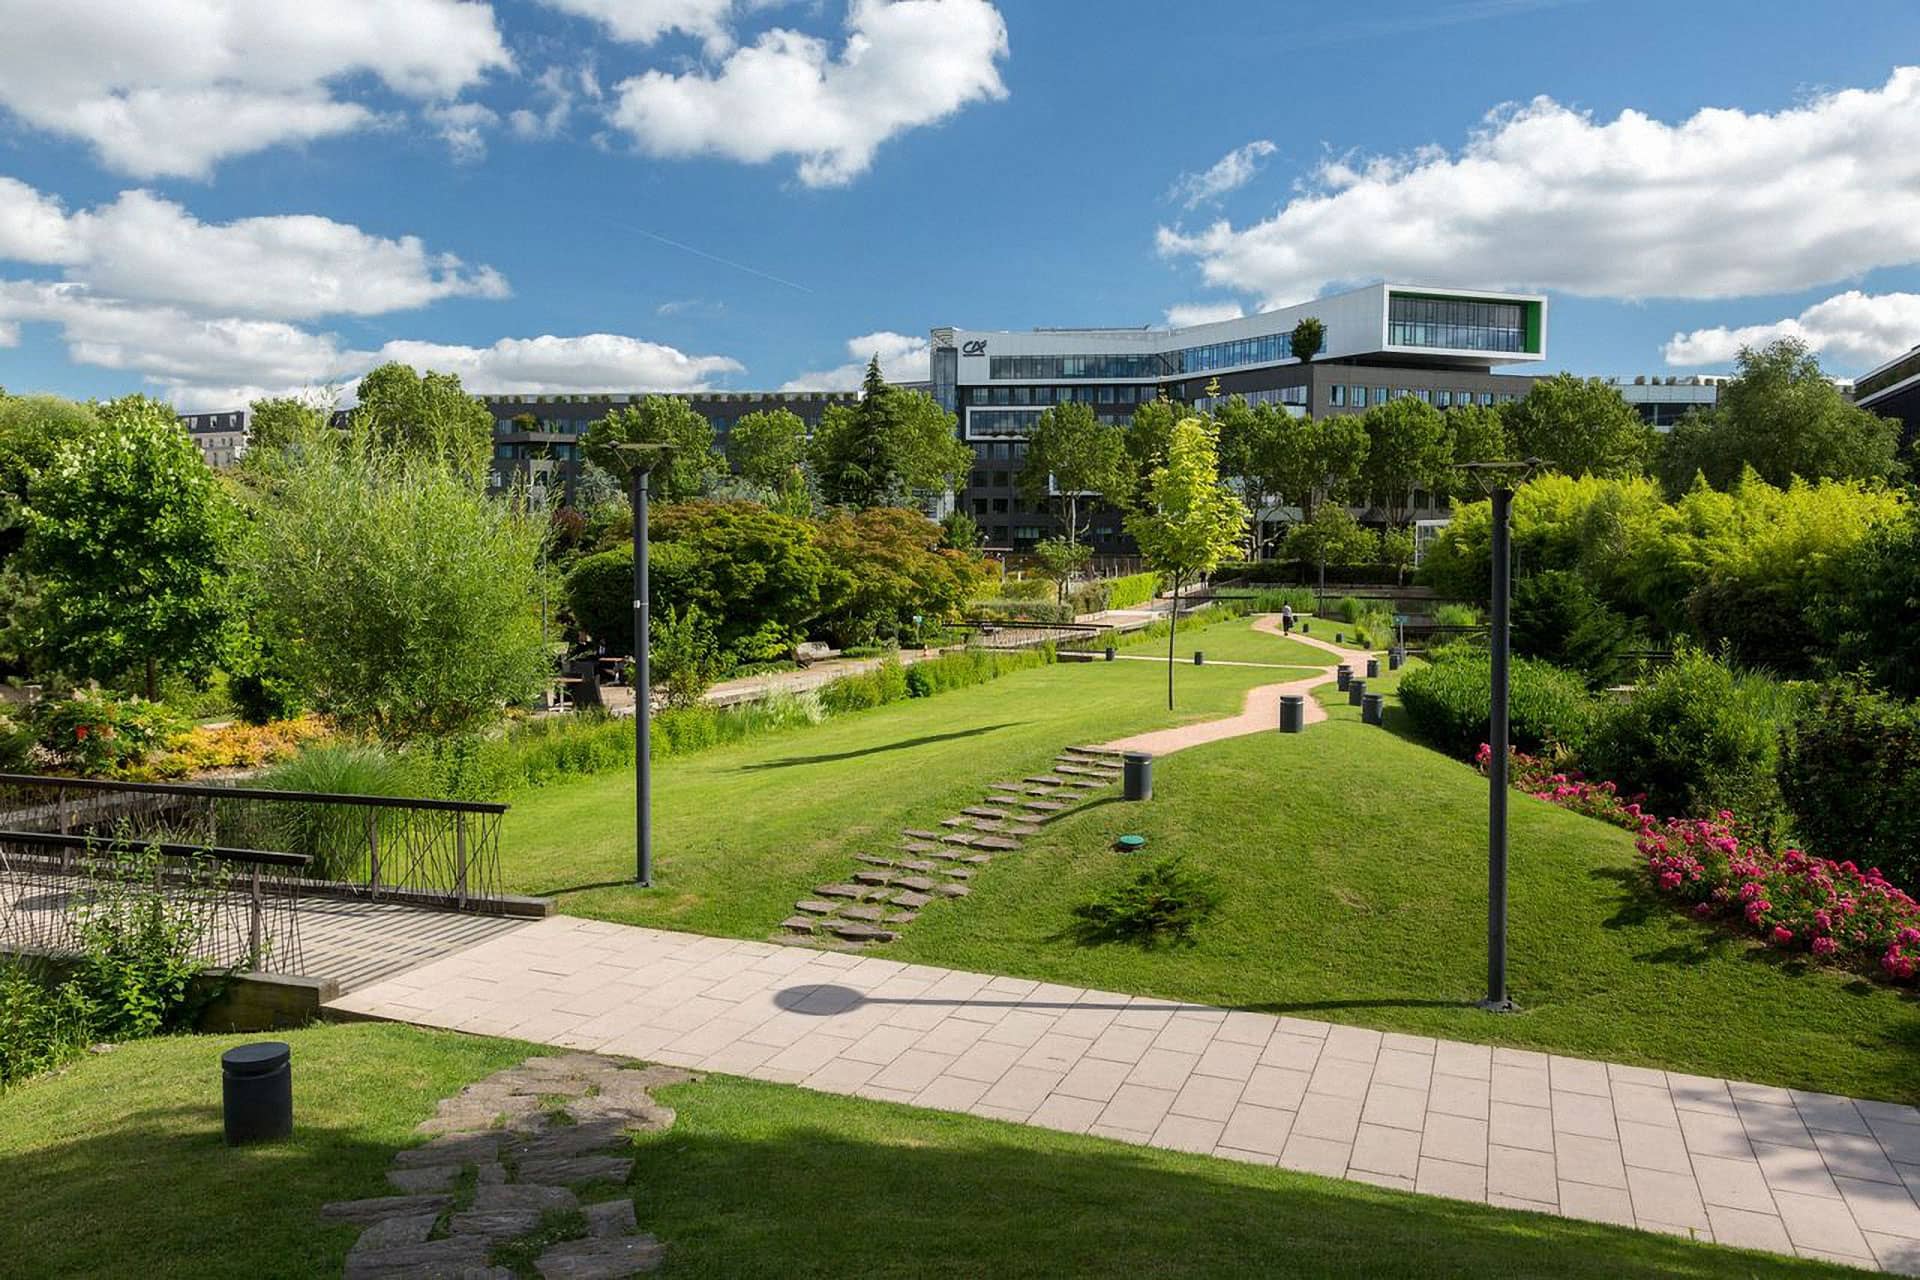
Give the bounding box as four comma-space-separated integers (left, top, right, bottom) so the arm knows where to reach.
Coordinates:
1398, 647, 1596, 759
1778, 681, 1920, 893
1071, 856, 1222, 947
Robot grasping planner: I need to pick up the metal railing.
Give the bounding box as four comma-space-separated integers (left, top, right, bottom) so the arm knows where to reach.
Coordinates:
0, 829, 308, 973
0, 774, 509, 913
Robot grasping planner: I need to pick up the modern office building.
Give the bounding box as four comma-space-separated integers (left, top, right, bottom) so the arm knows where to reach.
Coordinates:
177, 408, 249, 468
1856, 344, 1920, 450
480, 389, 858, 499
1603, 374, 1727, 430
930, 283, 1548, 550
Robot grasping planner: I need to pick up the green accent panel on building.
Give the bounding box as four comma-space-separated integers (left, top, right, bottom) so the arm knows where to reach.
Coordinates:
1523, 301, 1543, 354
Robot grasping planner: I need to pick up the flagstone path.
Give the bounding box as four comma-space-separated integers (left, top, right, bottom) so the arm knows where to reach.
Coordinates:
330, 917, 1920, 1273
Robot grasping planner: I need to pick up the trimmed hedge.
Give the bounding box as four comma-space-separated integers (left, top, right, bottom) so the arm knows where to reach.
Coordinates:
1105, 571, 1162, 611
1778, 681, 1920, 892
1398, 647, 1597, 760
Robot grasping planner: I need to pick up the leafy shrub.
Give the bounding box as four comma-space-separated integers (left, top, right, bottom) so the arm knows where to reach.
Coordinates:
1105, 571, 1162, 611
69, 844, 214, 1039
1335, 595, 1365, 623
968, 599, 1074, 624
1067, 580, 1111, 616
1432, 603, 1482, 628
34, 690, 185, 774
994, 576, 1057, 601
1778, 682, 1920, 892
0, 709, 34, 770
651, 604, 725, 709
127, 717, 328, 781
816, 659, 912, 713
0, 961, 94, 1089
1512, 570, 1638, 688
1070, 857, 1222, 947
254, 743, 411, 879
1583, 650, 1800, 833
1398, 647, 1596, 759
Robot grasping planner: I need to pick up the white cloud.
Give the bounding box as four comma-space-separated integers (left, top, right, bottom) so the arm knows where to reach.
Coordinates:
1168, 140, 1275, 210
510, 65, 600, 140
0, 281, 747, 408
0, 179, 508, 320
1663, 289, 1920, 370
1163, 301, 1245, 328
0, 319, 19, 347
781, 329, 928, 389
1158, 67, 1920, 306
0, 0, 512, 177
375, 334, 744, 394
540, 0, 740, 54
427, 101, 501, 163
609, 0, 1009, 186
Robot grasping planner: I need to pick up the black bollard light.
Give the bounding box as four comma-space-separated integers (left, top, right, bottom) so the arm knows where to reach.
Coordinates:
1367, 657, 1380, 679
1123, 751, 1153, 801
222, 1042, 292, 1146
1348, 677, 1367, 707
1193, 650, 1204, 666
1105, 645, 1116, 662
1336, 664, 1352, 691
1362, 692, 1385, 725
1279, 695, 1305, 733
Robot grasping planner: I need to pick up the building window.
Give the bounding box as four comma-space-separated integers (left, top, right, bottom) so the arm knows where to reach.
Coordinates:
1328, 384, 1346, 407
992, 470, 1010, 487
1436, 390, 1452, 408
1097, 386, 1115, 404
1387, 294, 1525, 352
1011, 386, 1030, 405
973, 499, 988, 515
1376, 387, 1391, 404
970, 388, 989, 404
971, 470, 987, 487
992, 498, 1009, 513
1480, 392, 1495, 406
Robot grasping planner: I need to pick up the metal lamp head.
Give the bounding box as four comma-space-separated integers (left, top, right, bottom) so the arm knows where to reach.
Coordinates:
1452, 457, 1541, 498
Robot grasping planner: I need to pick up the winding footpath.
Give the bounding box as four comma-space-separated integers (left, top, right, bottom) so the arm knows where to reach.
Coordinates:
1099, 616, 1372, 756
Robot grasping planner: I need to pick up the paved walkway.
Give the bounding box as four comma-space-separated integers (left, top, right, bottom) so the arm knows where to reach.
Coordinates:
329, 917, 1920, 1273
1098, 617, 1373, 757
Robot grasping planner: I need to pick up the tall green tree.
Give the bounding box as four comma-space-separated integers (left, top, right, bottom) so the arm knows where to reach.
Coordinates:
1125, 417, 1249, 708
1358, 396, 1451, 524
1655, 339, 1903, 494
0, 391, 98, 563
1278, 413, 1369, 521
583, 396, 723, 501
809, 358, 970, 509
351, 362, 495, 482
1017, 401, 1128, 543
1030, 537, 1093, 605
25, 396, 241, 698
245, 395, 332, 462
1215, 397, 1297, 556
1290, 316, 1325, 363
1123, 395, 1185, 507
241, 435, 548, 740
725, 408, 809, 491
1441, 403, 1509, 491
1501, 374, 1654, 478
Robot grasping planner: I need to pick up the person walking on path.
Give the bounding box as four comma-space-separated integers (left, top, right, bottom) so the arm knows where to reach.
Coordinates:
1280, 603, 1295, 635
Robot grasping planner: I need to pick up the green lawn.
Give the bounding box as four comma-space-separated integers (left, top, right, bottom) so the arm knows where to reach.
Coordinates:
0, 1023, 1856, 1279
503, 620, 1918, 1102
1111, 610, 1341, 667
0, 1023, 530, 1279
504, 653, 1283, 936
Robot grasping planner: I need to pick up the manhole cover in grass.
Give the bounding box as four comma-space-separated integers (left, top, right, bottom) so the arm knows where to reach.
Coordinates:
1115, 834, 1147, 852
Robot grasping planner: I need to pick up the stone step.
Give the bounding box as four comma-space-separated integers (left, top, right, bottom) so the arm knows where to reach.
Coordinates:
898, 859, 938, 872
899, 840, 942, 855
815, 883, 862, 899
1054, 763, 1119, 778
1024, 775, 1068, 787
854, 854, 896, 867
936, 883, 970, 898
828, 921, 896, 942
1018, 798, 1068, 812
989, 781, 1027, 793
901, 828, 942, 841
852, 870, 892, 885
885, 911, 919, 926
839, 905, 885, 923
1056, 777, 1107, 790
962, 806, 1012, 819
781, 916, 818, 934
972, 835, 1021, 851
891, 890, 932, 909
892, 875, 936, 892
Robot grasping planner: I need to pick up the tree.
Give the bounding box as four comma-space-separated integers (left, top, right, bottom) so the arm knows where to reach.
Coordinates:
1378, 525, 1416, 585
1654, 339, 1903, 494
1030, 537, 1093, 605
25, 396, 241, 699
1123, 395, 1184, 507
1283, 504, 1376, 607
1215, 397, 1296, 554
650, 499, 846, 660
1282, 413, 1370, 522
1358, 396, 1451, 524
0, 391, 98, 564
246, 394, 332, 460
1125, 417, 1249, 708
240, 434, 548, 740
1823, 507, 1920, 699
1290, 316, 1325, 363
939, 508, 981, 550
582, 396, 722, 501
725, 408, 809, 491
809, 358, 971, 509
1017, 401, 1128, 544
351, 362, 495, 482
1501, 374, 1654, 478
1442, 403, 1508, 489
814, 507, 986, 646
1511, 570, 1638, 688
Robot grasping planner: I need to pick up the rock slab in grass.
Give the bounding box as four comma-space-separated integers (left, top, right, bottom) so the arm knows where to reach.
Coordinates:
815, 883, 862, 899
585, 1199, 638, 1238
780, 916, 816, 934
534, 1233, 666, 1278
391, 1132, 502, 1168
518, 1156, 635, 1186
839, 905, 885, 922
342, 1237, 493, 1279
322, 1193, 454, 1224
893, 875, 935, 892
937, 884, 971, 898
852, 870, 892, 885
891, 890, 932, 909
793, 899, 835, 915
348, 1213, 440, 1255
384, 1164, 461, 1194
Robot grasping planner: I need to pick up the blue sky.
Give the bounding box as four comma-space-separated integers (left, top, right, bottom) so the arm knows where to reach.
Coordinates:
2, 0, 1919, 409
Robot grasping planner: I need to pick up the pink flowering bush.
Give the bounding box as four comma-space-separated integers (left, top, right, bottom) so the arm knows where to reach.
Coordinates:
1481, 744, 1920, 987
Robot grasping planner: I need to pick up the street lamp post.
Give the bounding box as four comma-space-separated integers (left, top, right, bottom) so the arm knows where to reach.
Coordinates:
1454, 459, 1537, 1013
616, 443, 676, 888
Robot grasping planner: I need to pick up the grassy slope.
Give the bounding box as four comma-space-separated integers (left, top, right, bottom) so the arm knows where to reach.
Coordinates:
894, 665, 1920, 1101
503, 654, 1283, 936
0, 1025, 1851, 1279
635, 1074, 1849, 1280
0, 1024, 530, 1279
1111, 611, 1337, 666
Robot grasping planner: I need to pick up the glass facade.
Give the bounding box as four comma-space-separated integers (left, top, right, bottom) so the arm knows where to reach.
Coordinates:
1858, 348, 1920, 400
1388, 295, 1526, 352
989, 352, 1167, 380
